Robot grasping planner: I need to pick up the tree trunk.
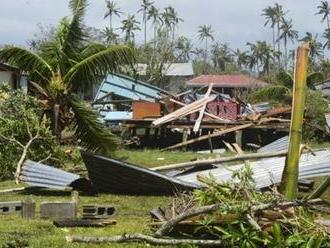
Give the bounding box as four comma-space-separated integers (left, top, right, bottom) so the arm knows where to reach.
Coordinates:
280, 43, 309, 200
144, 13, 147, 48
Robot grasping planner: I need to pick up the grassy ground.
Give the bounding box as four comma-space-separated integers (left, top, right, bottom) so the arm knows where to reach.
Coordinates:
0, 149, 218, 248
0, 147, 329, 247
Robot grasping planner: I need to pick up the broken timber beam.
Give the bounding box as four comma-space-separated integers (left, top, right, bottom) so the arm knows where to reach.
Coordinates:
152, 149, 288, 172
193, 84, 213, 132
161, 123, 252, 151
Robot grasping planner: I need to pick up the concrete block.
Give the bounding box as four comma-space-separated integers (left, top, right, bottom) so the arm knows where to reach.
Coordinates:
22, 199, 36, 219
82, 205, 116, 219
40, 202, 76, 220
0, 201, 22, 214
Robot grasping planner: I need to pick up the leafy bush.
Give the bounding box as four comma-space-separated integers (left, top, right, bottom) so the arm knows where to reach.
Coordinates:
0, 85, 64, 179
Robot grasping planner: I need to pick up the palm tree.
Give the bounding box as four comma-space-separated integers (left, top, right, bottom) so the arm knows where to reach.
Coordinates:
300, 32, 324, 63
247, 41, 276, 75
101, 26, 119, 45
323, 28, 330, 49
252, 70, 324, 103
211, 42, 233, 71
198, 25, 214, 63
120, 15, 141, 44
278, 18, 298, 68
138, 0, 154, 48
166, 6, 183, 42
147, 5, 161, 50
104, 0, 122, 30
234, 49, 249, 70
0, 0, 135, 154
175, 36, 193, 62
273, 3, 286, 56
262, 6, 276, 50
316, 0, 330, 29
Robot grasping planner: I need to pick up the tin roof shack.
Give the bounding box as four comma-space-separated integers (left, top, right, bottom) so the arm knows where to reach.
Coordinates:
186, 74, 268, 97
0, 63, 28, 92
136, 63, 194, 93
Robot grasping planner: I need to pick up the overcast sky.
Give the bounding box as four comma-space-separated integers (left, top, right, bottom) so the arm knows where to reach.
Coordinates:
0, 0, 327, 53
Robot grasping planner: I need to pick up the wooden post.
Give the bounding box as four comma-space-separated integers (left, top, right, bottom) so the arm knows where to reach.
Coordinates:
22, 199, 35, 219
235, 130, 243, 148
182, 129, 188, 151
281, 43, 309, 200
208, 131, 214, 153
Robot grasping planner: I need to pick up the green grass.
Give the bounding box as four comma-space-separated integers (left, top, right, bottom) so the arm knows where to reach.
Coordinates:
0, 149, 214, 248
1, 147, 330, 247
0, 181, 173, 248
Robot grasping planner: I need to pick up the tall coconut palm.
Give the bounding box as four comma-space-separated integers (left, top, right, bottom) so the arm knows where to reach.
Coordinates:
278, 18, 298, 68
316, 0, 330, 29
175, 36, 193, 62
101, 26, 119, 45
273, 3, 286, 56
247, 41, 275, 75
198, 25, 214, 63
323, 28, 330, 49
211, 42, 233, 71
138, 0, 154, 48
0, 0, 135, 154
262, 6, 276, 50
120, 15, 141, 44
300, 32, 324, 62
166, 6, 183, 42
147, 5, 161, 50
104, 0, 122, 30
234, 49, 249, 70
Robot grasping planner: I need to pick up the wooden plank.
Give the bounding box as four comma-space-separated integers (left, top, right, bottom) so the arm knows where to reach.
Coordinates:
161, 123, 253, 151
169, 98, 225, 121
193, 84, 213, 132
152, 150, 288, 172
152, 96, 216, 126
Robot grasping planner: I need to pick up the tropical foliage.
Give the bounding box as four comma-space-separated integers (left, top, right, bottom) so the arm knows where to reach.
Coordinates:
0, 85, 64, 179
0, 0, 135, 154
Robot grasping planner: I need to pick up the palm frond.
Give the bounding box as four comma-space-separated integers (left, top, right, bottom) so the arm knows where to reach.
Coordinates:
306, 72, 324, 89
251, 85, 291, 103
80, 43, 107, 58
69, 94, 118, 154
275, 70, 293, 88
59, 0, 88, 58
64, 45, 135, 91
0, 46, 53, 83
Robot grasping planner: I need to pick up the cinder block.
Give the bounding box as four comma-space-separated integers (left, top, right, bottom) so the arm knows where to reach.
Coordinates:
0, 201, 22, 214
82, 205, 116, 219
40, 202, 76, 220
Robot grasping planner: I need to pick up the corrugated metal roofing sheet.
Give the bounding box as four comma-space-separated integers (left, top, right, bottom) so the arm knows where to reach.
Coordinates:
187, 74, 269, 88
176, 150, 330, 189
20, 160, 80, 190
258, 136, 289, 153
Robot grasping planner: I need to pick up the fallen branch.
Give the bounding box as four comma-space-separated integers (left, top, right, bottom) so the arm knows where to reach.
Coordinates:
152, 149, 288, 172
155, 198, 324, 237
66, 233, 223, 246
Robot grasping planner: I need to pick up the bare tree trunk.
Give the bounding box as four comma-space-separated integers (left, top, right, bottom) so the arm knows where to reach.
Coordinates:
67, 234, 224, 246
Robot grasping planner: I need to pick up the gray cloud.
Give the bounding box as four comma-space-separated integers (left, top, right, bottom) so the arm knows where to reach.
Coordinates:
0, 0, 327, 53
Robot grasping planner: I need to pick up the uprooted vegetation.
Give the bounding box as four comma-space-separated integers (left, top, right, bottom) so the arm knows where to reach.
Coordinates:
67, 166, 330, 247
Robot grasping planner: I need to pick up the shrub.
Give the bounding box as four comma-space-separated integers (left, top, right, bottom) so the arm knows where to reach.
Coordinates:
0, 85, 65, 180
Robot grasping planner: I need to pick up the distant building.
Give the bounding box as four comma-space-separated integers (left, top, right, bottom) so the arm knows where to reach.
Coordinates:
136, 63, 194, 93
186, 74, 269, 96
0, 63, 28, 92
